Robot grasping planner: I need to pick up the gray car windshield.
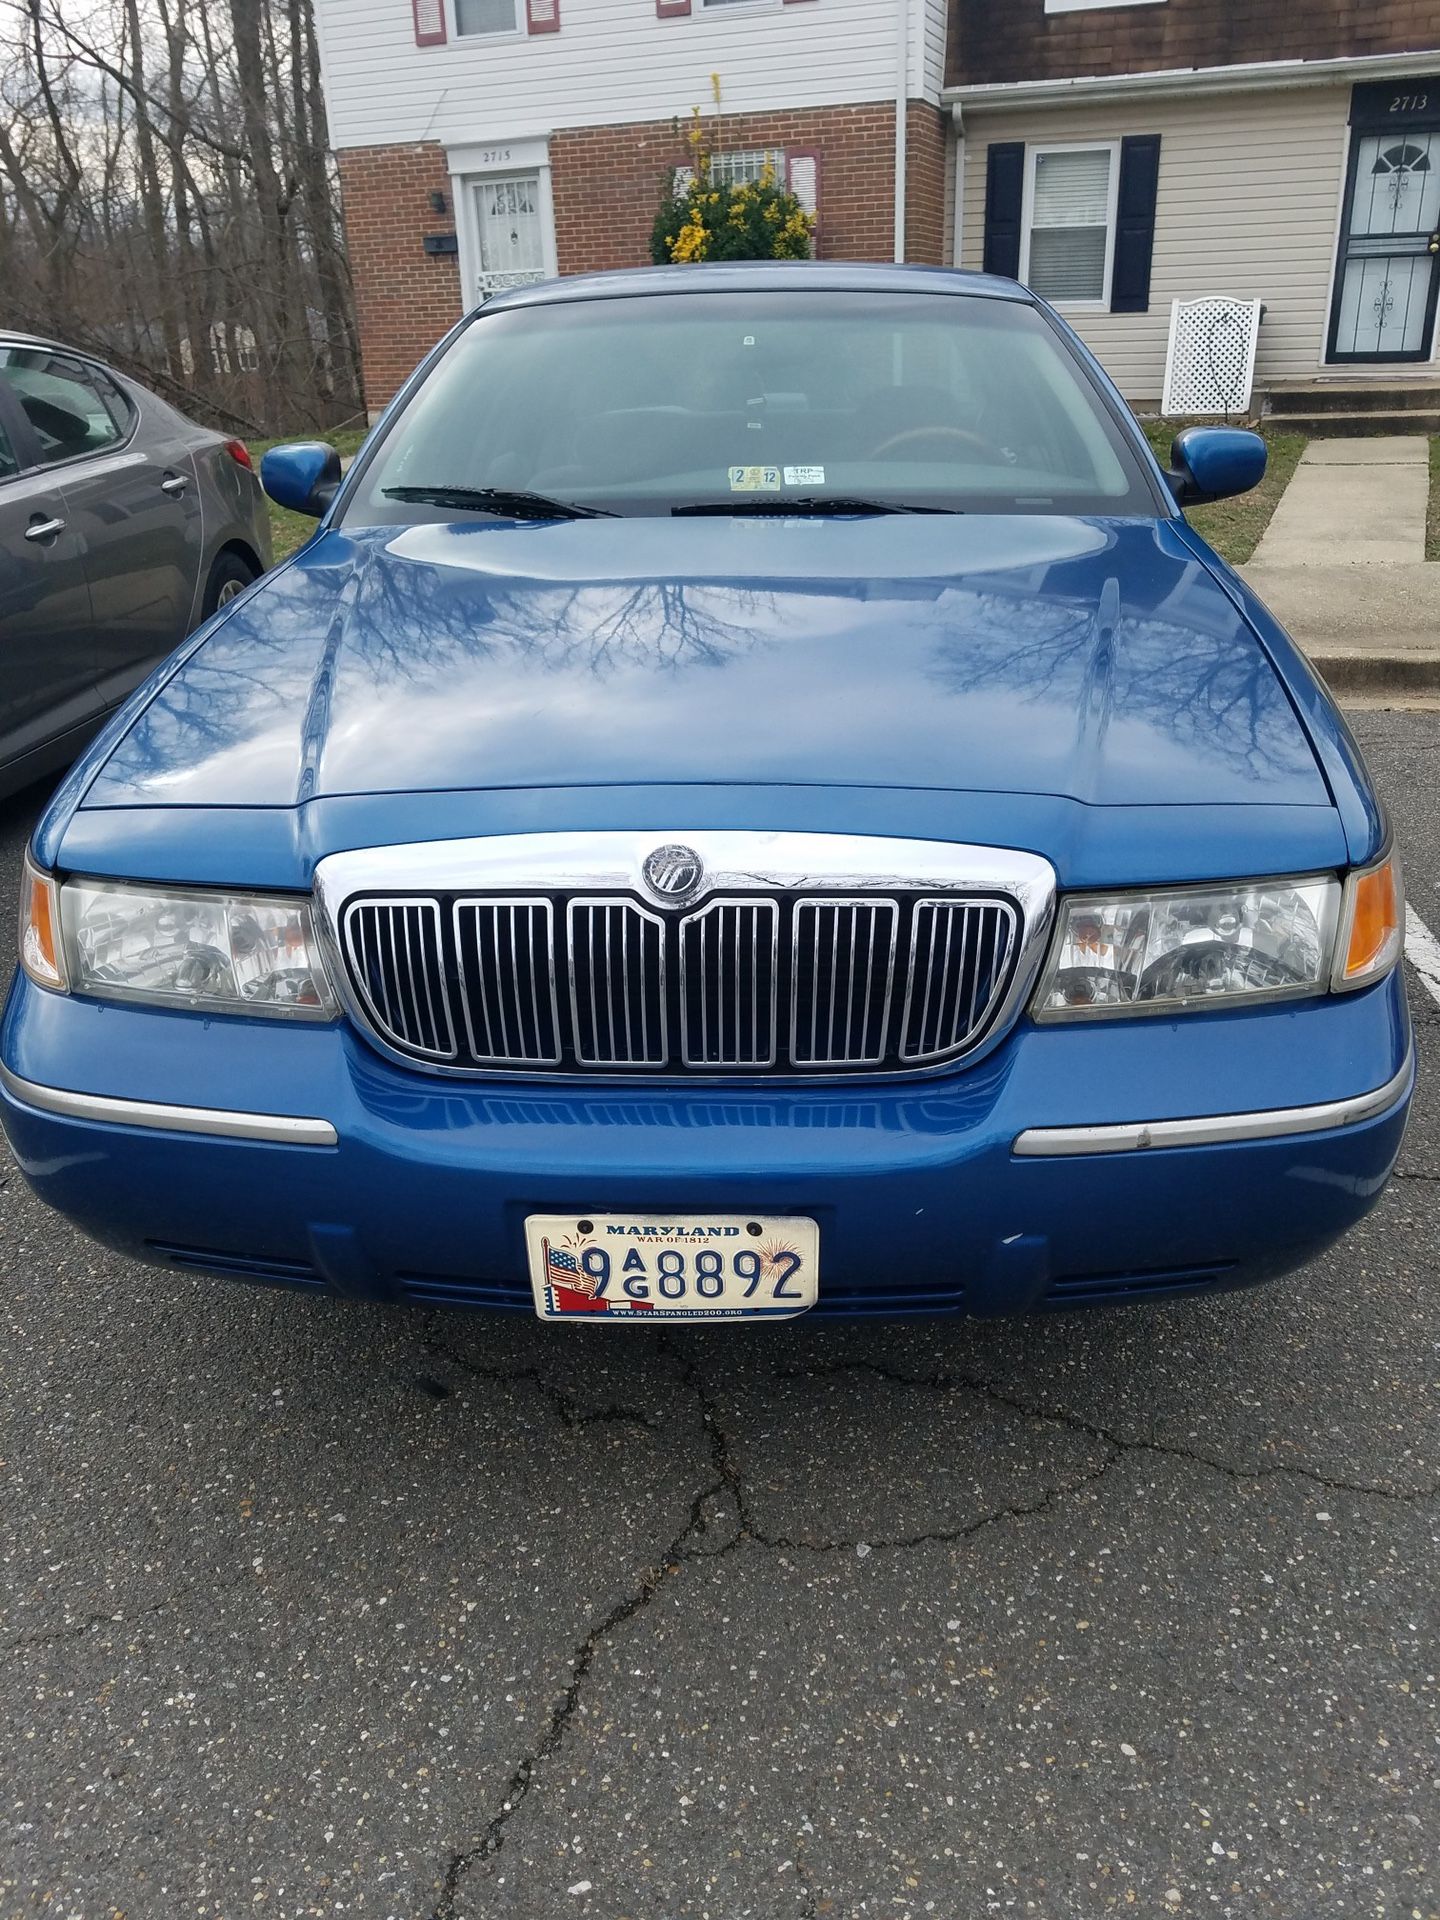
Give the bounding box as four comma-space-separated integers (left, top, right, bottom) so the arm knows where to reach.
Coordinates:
344, 288, 1157, 522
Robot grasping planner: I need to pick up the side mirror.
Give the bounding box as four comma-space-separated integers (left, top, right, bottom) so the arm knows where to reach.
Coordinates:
260, 441, 343, 518
1166, 426, 1267, 507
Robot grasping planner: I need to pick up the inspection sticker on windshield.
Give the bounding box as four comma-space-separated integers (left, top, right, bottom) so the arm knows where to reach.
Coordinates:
783, 466, 825, 486
729, 465, 781, 492
525, 1213, 819, 1321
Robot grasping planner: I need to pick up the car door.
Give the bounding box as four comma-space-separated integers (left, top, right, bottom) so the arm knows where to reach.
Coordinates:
0, 349, 202, 710
0, 373, 102, 778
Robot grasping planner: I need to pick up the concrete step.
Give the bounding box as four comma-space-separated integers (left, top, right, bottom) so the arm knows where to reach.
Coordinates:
1265, 382, 1440, 417
1260, 408, 1440, 437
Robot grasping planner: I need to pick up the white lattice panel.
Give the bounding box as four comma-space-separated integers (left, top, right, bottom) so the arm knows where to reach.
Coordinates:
1161, 297, 1263, 417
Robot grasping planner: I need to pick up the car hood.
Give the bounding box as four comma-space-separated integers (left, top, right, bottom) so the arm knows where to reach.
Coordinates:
80, 515, 1329, 812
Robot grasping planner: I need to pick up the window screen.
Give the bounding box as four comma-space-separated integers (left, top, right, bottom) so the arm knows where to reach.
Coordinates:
454, 0, 518, 33
1027, 148, 1112, 303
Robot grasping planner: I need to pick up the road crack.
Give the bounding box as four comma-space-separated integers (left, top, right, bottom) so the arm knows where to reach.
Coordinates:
430, 1341, 736, 1917
775, 1360, 1440, 1503
430, 1339, 1115, 1913
422, 1337, 660, 1432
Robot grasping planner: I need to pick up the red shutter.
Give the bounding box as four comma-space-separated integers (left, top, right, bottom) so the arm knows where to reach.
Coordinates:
527, 0, 560, 29
656, 0, 691, 16
412, 0, 447, 45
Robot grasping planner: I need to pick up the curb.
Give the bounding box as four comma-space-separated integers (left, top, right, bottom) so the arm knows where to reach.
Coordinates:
1305, 648, 1440, 699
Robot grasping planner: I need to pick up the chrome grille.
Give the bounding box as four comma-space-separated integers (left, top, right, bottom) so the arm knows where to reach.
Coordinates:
900, 899, 1017, 1063
453, 899, 560, 1065
336, 888, 1020, 1078
791, 899, 897, 1067
342, 898, 455, 1060
680, 899, 779, 1068
568, 900, 666, 1067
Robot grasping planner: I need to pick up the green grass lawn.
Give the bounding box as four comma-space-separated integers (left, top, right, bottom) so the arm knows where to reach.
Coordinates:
251, 427, 369, 562
1428, 436, 1440, 562
1140, 419, 1307, 566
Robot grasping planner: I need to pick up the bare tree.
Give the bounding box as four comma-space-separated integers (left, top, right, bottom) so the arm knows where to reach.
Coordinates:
0, 0, 362, 435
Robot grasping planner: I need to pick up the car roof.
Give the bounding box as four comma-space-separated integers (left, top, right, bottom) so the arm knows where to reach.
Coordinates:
0, 329, 71, 353
478, 261, 1034, 316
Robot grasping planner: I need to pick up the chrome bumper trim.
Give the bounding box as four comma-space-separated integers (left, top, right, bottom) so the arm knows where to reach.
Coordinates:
1012, 1050, 1414, 1157
0, 1063, 337, 1146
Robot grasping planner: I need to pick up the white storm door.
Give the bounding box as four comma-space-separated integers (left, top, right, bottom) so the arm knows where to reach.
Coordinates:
473, 172, 547, 297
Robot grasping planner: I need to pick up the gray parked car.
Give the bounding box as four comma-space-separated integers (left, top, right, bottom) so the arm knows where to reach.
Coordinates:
0, 331, 271, 798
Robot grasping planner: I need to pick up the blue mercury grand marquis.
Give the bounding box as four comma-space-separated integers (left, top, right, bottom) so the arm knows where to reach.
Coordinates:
0, 266, 1414, 1322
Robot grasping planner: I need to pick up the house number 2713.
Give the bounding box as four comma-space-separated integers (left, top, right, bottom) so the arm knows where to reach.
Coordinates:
1390, 94, 1430, 113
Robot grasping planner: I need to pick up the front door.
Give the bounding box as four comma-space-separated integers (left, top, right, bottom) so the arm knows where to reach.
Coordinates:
472, 172, 547, 299
1328, 82, 1440, 363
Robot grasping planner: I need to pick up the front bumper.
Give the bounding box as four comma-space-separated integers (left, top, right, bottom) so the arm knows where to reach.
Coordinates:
0, 968, 1414, 1317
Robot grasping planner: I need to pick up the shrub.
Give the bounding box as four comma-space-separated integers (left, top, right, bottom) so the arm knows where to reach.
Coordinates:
651, 111, 813, 265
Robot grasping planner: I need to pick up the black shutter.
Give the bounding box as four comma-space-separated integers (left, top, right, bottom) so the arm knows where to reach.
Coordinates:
982, 142, 1025, 280
1111, 134, 1161, 314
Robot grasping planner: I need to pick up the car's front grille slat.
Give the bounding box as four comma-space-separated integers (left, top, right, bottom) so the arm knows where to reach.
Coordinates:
339, 888, 1019, 1078
454, 899, 560, 1065
680, 899, 778, 1068
568, 900, 667, 1068
791, 898, 898, 1068
899, 900, 1017, 1063
343, 898, 456, 1060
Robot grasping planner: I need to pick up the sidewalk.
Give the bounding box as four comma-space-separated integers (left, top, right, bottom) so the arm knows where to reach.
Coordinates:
1239, 436, 1440, 699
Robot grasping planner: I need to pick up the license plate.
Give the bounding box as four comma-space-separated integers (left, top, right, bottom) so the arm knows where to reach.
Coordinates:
525, 1213, 819, 1322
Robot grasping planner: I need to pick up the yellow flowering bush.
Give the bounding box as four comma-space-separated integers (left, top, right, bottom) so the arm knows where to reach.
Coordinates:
652, 109, 814, 265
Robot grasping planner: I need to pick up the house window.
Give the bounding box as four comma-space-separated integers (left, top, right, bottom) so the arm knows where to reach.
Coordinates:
709, 148, 785, 186
1022, 144, 1118, 305
454, 0, 519, 34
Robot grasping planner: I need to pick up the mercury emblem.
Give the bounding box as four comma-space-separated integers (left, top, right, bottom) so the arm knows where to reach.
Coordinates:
642, 844, 704, 903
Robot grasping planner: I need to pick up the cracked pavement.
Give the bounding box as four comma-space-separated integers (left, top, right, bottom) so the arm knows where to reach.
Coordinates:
0, 710, 1437, 1919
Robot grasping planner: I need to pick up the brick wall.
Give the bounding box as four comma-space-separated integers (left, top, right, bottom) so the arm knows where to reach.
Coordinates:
905, 101, 950, 265
337, 102, 953, 411
335, 143, 460, 412
549, 103, 900, 274
950, 0, 1440, 87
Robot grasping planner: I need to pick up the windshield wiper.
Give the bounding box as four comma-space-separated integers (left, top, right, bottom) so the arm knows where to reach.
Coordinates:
672, 496, 958, 517
382, 484, 615, 520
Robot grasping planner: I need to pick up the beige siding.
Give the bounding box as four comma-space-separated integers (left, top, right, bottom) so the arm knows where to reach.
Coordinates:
958, 86, 1370, 402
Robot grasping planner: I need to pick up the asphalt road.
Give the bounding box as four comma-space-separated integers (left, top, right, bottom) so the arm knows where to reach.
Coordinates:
0, 713, 1436, 1920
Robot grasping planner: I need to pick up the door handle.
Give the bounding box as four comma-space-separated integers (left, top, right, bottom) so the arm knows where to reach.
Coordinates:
160, 472, 188, 495
23, 516, 65, 542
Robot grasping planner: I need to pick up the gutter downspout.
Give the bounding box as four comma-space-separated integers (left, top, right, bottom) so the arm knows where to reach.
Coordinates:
893, 0, 908, 263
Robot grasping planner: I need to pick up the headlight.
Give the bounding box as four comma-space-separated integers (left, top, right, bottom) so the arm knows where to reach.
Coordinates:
1033, 875, 1342, 1019
21, 870, 336, 1019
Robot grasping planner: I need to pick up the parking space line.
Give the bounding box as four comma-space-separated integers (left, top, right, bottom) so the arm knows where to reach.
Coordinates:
1405, 904, 1440, 1008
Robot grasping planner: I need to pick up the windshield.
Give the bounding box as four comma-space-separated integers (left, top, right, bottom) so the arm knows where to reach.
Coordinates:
343, 288, 1157, 523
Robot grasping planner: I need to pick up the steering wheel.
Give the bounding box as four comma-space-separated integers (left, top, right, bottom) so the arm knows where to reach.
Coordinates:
868, 424, 1002, 462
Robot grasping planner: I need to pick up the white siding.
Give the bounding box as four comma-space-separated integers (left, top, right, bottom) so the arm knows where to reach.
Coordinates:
958, 85, 1376, 400
317, 0, 913, 150
910, 0, 948, 104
